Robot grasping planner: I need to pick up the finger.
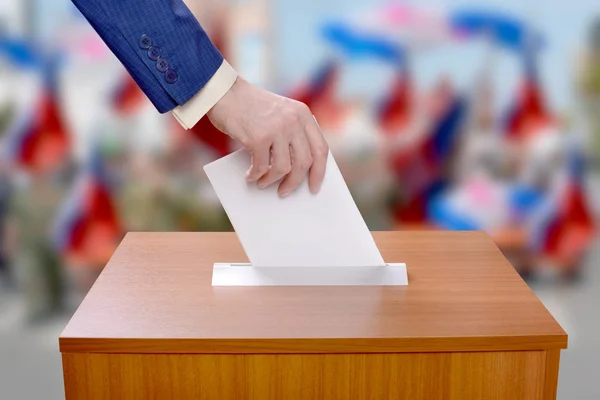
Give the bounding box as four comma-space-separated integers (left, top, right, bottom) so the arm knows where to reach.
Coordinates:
278, 132, 312, 197
246, 143, 272, 182
305, 117, 329, 193
257, 138, 291, 189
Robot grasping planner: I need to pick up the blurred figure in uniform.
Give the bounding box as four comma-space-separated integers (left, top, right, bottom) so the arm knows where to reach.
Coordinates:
59, 138, 125, 299
164, 131, 232, 232
6, 165, 70, 322
118, 152, 179, 232
575, 16, 600, 163
0, 159, 15, 288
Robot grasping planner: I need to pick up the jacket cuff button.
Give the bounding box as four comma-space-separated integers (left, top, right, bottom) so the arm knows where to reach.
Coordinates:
165, 69, 178, 84
139, 34, 152, 49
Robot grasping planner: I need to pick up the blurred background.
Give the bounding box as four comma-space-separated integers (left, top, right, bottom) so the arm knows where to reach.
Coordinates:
0, 0, 599, 398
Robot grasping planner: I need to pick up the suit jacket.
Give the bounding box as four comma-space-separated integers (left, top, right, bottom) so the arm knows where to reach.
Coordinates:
72, 0, 224, 113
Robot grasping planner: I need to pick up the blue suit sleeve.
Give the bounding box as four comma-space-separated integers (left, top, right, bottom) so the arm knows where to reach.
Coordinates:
72, 0, 224, 113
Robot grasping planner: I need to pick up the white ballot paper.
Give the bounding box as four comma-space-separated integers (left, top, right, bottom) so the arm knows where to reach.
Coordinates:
203, 149, 386, 268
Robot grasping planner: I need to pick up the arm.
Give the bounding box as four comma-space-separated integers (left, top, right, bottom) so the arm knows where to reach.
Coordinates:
72, 0, 224, 113
73, 0, 329, 196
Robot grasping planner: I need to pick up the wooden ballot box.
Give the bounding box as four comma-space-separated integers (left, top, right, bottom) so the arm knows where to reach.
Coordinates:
60, 231, 567, 399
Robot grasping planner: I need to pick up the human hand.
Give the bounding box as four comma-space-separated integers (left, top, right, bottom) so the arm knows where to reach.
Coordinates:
207, 77, 329, 197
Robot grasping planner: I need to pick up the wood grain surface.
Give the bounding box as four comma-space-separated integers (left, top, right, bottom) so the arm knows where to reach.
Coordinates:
543, 349, 562, 400
59, 231, 567, 354
62, 350, 547, 400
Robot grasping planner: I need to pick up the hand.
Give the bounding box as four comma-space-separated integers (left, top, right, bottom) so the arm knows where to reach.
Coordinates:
207, 77, 329, 197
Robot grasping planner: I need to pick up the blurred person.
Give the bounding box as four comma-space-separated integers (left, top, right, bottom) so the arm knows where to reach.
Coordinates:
59, 139, 126, 296
455, 77, 512, 183
118, 152, 180, 232
517, 126, 566, 192
119, 149, 230, 233
424, 75, 455, 120
71, 0, 329, 198
326, 99, 396, 229
5, 164, 71, 322
380, 76, 468, 226
162, 128, 233, 231
575, 18, 600, 162
0, 159, 14, 288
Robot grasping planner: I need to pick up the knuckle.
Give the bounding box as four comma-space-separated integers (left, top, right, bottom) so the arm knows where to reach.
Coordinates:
282, 104, 297, 120
314, 143, 329, 158
256, 164, 270, 174
298, 155, 313, 170
258, 135, 272, 147
276, 113, 295, 133
284, 100, 310, 124
296, 101, 310, 115
239, 135, 253, 148
245, 133, 262, 148
279, 163, 292, 175
250, 133, 269, 148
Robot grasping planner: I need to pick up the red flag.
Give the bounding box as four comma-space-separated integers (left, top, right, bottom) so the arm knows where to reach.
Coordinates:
538, 188, 594, 264
16, 88, 70, 173
536, 154, 595, 263
390, 95, 467, 224
53, 147, 122, 265
288, 61, 338, 107
377, 71, 413, 135
288, 61, 346, 128
504, 80, 553, 140
503, 48, 554, 141
189, 116, 232, 158
112, 73, 146, 116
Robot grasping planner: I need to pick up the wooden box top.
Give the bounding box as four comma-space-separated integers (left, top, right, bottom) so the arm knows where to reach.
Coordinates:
59, 231, 567, 354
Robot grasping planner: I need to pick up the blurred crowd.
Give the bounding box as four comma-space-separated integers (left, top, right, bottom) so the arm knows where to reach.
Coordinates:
0, 0, 598, 326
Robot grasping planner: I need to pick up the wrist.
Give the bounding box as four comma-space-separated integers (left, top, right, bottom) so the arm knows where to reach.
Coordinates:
207, 76, 241, 132
171, 60, 237, 130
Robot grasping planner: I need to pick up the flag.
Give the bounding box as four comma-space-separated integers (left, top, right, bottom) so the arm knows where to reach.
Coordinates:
5, 57, 70, 172
53, 146, 122, 265
189, 116, 232, 158
288, 60, 340, 113
287, 60, 345, 128
423, 95, 467, 163
111, 73, 146, 116
392, 94, 467, 223
376, 69, 413, 135
449, 9, 544, 53
321, 22, 405, 63
530, 150, 595, 263
392, 93, 467, 173
502, 43, 554, 140
0, 38, 40, 68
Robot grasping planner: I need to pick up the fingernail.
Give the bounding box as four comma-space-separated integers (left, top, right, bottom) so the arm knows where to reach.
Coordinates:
280, 190, 290, 198
258, 182, 267, 189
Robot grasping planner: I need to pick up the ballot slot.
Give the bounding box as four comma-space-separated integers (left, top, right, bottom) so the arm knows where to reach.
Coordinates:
211, 263, 408, 286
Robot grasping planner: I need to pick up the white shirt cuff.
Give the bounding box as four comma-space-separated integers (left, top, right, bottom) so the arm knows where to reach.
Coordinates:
171, 60, 237, 130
